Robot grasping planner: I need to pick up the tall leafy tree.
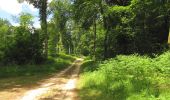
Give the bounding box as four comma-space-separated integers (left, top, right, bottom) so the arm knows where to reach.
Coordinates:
73, 0, 102, 59
49, 0, 72, 54
1, 13, 44, 65
18, 0, 48, 58
0, 19, 11, 61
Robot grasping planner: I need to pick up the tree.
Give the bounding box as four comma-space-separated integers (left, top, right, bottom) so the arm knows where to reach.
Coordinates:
73, 0, 102, 59
49, 0, 73, 54
18, 0, 48, 58
3, 26, 43, 65
0, 19, 11, 61
19, 12, 34, 27
0, 13, 44, 65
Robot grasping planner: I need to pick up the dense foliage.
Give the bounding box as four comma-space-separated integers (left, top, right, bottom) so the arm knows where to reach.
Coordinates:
3, 27, 44, 64
0, 15, 44, 65
72, 0, 170, 59
0, 19, 11, 62
79, 52, 170, 100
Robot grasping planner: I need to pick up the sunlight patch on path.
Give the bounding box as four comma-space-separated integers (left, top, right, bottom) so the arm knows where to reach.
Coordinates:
64, 79, 76, 90
21, 88, 49, 100
42, 83, 55, 87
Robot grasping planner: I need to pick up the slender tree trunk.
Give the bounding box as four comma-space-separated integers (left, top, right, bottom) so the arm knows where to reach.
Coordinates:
161, 3, 169, 43
104, 28, 109, 59
52, 33, 58, 55
164, 15, 169, 43
69, 45, 71, 54
93, 18, 97, 60
158, 6, 169, 44
40, 0, 48, 59
99, 1, 109, 59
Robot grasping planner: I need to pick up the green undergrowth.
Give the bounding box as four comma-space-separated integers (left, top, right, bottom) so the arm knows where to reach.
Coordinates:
80, 60, 99, 73
78, 52, 170, 100
0, 54, 76, 78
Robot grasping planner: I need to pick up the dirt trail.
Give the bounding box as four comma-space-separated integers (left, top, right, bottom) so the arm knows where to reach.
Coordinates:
0, 58, 83, 100
20, 58, 83, 100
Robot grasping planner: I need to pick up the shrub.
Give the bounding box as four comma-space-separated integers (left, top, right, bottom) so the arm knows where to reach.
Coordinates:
2, 27, 44, 65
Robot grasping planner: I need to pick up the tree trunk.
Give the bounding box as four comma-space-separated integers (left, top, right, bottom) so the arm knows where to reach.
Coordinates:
40, 0, 48, 59
161, 2, 169, 43
93, 18, 97, 60
163, 15, 169, 43
104, 28, 109, 59
99, 1, 109, 59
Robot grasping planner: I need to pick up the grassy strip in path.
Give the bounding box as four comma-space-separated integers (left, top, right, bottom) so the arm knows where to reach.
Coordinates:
0, 54, 76, 91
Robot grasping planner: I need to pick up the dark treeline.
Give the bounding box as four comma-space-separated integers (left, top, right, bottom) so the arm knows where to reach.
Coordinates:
72, 0, 170, 59
0, 0, 170, 65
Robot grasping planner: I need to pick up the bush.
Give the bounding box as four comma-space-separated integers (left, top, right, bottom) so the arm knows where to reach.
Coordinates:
2, 27, 44, 65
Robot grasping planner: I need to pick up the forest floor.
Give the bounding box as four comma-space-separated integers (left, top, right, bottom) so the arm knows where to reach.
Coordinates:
0, 58, 83, 100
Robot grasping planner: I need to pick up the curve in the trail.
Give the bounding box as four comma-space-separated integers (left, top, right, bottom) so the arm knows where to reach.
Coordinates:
19, 58, 83, 100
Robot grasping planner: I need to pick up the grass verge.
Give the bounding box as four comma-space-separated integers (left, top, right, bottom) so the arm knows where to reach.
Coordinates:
0, 54, 76, 90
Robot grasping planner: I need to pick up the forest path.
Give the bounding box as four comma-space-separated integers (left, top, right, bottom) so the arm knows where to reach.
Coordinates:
18, 58, 83, 100
0, 58, 83, 100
